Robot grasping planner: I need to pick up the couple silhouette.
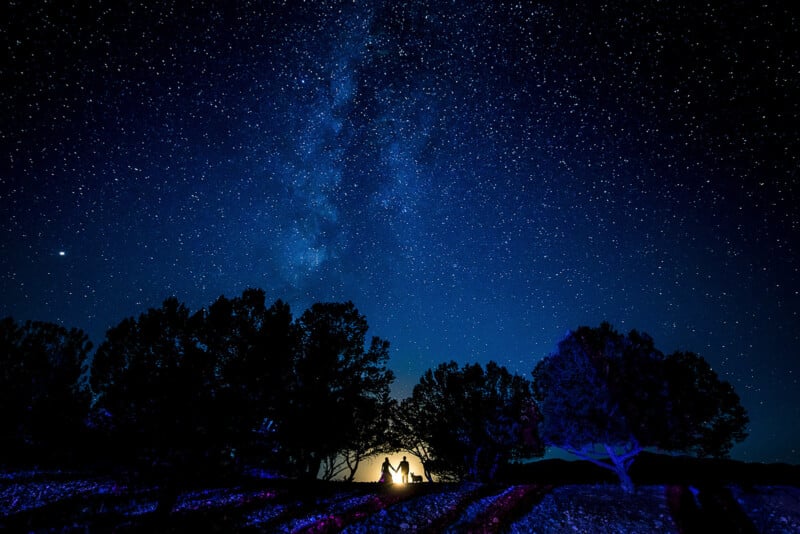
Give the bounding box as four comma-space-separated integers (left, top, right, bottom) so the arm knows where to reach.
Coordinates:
379, 456, 410, 483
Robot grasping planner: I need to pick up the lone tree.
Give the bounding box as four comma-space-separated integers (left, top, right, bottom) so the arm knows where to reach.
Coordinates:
397, 361, 542, 482
532, 323, 748, 492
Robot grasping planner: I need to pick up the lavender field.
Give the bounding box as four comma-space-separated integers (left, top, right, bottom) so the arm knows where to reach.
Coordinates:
2, 470, 798, 533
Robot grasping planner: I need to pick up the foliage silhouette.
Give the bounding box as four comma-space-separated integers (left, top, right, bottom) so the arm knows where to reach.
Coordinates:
202, 290, 296, 469
532, 322, 749, 492
89, 292, 394, 483
660, 350, 749, 457
0, 317, 92, 466
396, 360, 543, 482
3, 298, 751, 494
320, 391, 397, 481
279, 301, 395, 479
88, 296, 221, 502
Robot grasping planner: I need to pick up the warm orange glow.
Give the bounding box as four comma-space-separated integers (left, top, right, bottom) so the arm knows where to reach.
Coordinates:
357, 454, 425, 483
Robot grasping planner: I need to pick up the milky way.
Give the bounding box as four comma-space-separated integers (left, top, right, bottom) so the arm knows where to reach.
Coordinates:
2, 1, 798, 463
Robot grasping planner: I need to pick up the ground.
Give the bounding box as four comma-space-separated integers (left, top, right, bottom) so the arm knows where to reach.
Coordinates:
1, 470, 799, 532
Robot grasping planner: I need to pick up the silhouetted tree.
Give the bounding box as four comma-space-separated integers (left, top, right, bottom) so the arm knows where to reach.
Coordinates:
89, 299, 218, 480
90, 292, 395, 486
0, 317, 92, 466
276, 302, 394, 479
202, 290, 296, 468
532, 323, 748, 493
320, 392, 397, 481
397, 361, 542, 482
389, 395, 438, 482
661, 350, 749, 457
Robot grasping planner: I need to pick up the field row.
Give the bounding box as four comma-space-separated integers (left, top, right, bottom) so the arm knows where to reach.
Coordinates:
2, 475, 798, 532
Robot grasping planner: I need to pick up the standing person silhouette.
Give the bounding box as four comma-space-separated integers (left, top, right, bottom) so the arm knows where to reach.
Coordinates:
379, 457, 396, 483
398, 456, 410, 484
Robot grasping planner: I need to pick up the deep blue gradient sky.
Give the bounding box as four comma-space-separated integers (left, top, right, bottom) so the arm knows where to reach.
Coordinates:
3, 1, 798, 464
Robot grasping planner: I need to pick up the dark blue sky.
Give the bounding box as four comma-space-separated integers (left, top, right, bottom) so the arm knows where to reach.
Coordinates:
3, 1, 798, 464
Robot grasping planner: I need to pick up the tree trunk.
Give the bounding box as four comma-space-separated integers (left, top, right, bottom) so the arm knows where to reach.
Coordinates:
346, 458, 359, 482
301, 452, 321, 480
614, 464, 635, 494
605, 445, 635, 493
565, 444, 640, 494
422, 461, 433, 482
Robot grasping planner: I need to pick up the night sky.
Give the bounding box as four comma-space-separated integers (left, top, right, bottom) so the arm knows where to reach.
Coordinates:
3, 1, 798, 465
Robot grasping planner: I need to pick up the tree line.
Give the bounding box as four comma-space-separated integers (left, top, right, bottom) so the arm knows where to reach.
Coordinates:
1, 289, 748, 494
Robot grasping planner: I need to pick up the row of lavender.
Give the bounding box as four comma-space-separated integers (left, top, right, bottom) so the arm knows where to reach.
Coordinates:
3, 474, 798, 532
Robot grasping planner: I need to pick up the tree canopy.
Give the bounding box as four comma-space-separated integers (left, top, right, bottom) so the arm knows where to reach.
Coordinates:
396, 360, 543, 481
0, 318, 92, 465
2, 297, 751, 490
89, 291, 394, 481
532, 322, 749, 492
89, 297, 220, 475
202, 291, 296, 467
276, 301, 394, 479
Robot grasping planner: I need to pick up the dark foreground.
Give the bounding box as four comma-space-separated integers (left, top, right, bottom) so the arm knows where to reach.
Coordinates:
2, 470, 799, 533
